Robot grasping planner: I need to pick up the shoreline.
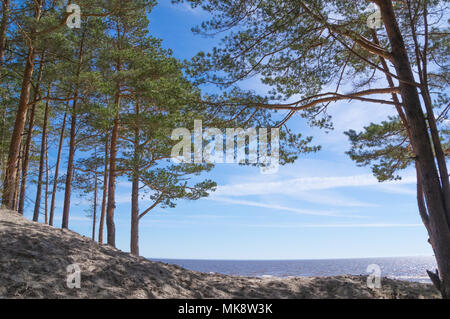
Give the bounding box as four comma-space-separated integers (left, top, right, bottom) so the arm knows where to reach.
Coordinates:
150, 257, 436, 284
152, 267, 433, 284
0, 210, 440, 299
150, 255, 436, 261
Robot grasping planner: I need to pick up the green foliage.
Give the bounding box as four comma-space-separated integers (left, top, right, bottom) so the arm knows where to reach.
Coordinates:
345, 117, 413, 181
174, 0, 449, 183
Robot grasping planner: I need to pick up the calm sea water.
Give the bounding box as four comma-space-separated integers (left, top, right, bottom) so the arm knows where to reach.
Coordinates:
152, 256, 437, 283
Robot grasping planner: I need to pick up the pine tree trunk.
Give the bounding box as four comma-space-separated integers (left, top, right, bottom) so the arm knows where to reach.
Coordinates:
92, 148, 98, 240
130, 103, 141, 256
61, 97, 77, 228
61, 28, 87, 229
18, 53, 45, 215
44, 131, 49, 224
412, 2, 450, 219
421, 87, 450, 217
0, 0, 10, 64
12, 140, 23, 211
49, 105, 68, 226
130, 171, 139, 256
2, 1, 42, 210
377, 0, 450, 298
17, 103, 35, 215
33, 94, 50, 222
2, 47, 36, 209
106, 110, 119, 247
0, 104, 6, 197
0, 1, 9, 186
105, 44, 122, 246
98, 137, 109, 244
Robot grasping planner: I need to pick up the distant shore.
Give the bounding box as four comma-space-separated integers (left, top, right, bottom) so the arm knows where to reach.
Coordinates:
0, 210, 440, 299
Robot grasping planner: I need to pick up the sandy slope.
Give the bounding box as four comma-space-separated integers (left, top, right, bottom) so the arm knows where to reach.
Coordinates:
0, 209, 440, 299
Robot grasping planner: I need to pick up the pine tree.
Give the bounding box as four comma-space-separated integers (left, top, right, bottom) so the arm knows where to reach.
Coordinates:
97, 0, 157, 247
176, 0, 450, 297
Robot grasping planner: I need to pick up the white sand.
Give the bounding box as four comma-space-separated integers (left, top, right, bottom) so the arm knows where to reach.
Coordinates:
0, 209, 440, 299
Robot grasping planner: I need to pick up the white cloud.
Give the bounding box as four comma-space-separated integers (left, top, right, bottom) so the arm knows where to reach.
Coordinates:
170, 2, 205, 15
245, 223, 423, 229
377, 184, 416, 196
206, 171, 417, 215
51, 215, 91, 222
294, 99, 398, 152
329, 101, 397, 132
291, 191, 377, 207
209, 197, 364, 218
139, 218, 423, 229
213, 174, 416, 198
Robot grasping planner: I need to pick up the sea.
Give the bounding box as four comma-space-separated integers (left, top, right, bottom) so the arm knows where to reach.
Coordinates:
152, 256, 437, 283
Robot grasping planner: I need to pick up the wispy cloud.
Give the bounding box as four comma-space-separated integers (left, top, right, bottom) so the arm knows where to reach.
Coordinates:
139, 218, 422, 229
377, 184, 416, 196
51, 215, 91, 222
213, 174, 416, 198
206, 173, 417, 215
170, 2, 205, 16
280, 191, 377, 208
209, 197, 364, 218
245, 223, 423, 229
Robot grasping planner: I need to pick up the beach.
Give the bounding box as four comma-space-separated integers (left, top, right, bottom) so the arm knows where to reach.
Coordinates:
0, 209, 440, 299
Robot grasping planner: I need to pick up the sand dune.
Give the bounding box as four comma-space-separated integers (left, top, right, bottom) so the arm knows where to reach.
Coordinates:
0, 209, 440, 299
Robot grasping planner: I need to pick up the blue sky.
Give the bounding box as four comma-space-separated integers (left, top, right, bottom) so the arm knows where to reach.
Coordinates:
24, 1, 433, 260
